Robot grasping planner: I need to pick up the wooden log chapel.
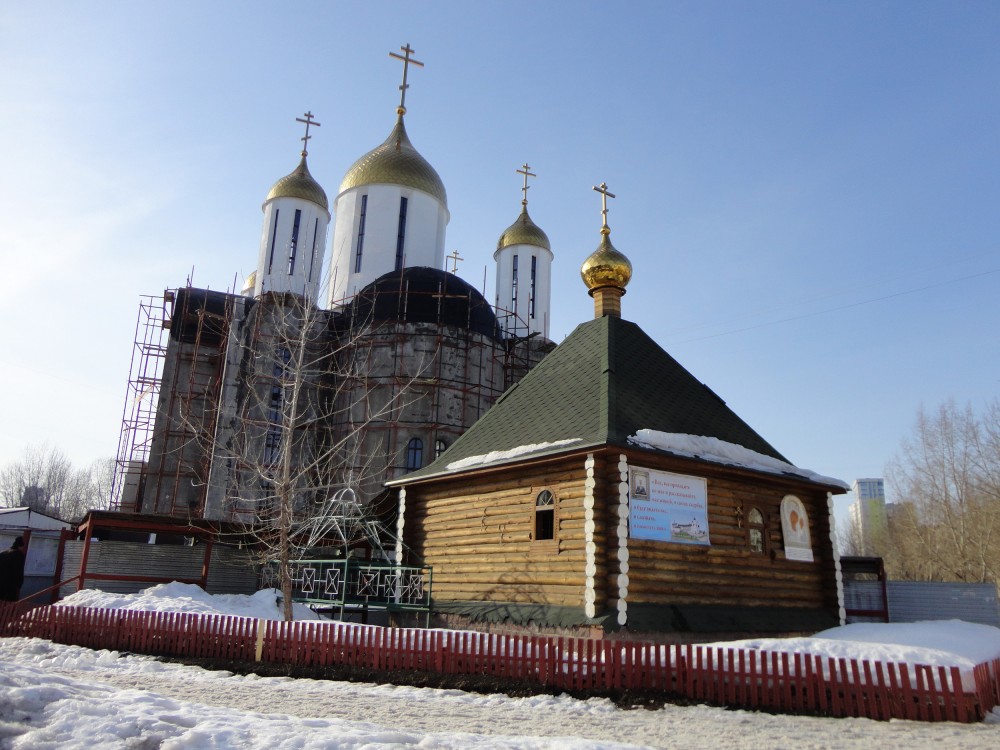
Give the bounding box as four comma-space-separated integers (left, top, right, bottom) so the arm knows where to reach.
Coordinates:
389, 195, 847, 638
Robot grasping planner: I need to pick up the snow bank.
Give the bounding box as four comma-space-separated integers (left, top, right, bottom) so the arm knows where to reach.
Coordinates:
54, 585, 1000, 679
56, 582, 322, 621
705, 620, 1000, 690
628, 429, 849, 489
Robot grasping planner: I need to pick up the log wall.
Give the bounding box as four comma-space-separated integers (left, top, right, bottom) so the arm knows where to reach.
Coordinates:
403, 448, 840, 626
603, 450, 839, 614
404, 456, 590, 609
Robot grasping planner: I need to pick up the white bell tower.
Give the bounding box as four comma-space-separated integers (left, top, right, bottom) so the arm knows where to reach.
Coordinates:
254, 112, 331, 302
327, 44, 450, 307
494, 163, 553, 340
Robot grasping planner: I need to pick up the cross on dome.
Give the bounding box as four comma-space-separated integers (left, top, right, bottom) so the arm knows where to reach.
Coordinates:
389, 43, 424, 116
447, 249, 464, 274
295, 111, 321, 157
516, 163, 536, 206
593, 181, 616, 235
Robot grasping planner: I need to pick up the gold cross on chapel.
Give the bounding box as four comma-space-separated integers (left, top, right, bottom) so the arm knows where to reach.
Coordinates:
295, 111, 321, 157
389, 43, 424, 115
516, 163, 536, 206
593, 181, 616, 234
447, 249, 464, 274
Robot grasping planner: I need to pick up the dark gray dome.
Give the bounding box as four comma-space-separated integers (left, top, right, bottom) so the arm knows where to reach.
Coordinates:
342, 267, 501, 340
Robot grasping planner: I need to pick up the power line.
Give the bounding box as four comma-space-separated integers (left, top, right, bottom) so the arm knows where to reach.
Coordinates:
672, 267, 1000, 344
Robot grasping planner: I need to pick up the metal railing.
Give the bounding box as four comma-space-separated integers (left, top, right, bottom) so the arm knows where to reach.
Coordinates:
262, 559, 432, 624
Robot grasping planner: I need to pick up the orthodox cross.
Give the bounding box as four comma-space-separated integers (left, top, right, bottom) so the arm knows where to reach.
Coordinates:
389, 43, 424, 115
593, 181, 616, 232
295, 111, 321, 157
516, 163, 536, 206
447, 249, 464, 274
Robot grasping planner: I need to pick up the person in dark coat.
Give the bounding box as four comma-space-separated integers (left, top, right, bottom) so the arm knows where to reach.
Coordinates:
0, 536, 26, 601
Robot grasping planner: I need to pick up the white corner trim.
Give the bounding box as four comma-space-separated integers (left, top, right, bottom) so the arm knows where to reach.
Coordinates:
395, 488, 407, 565
583, 454, 597, 619
616, 453, 629, 627
828, 491, 846, 625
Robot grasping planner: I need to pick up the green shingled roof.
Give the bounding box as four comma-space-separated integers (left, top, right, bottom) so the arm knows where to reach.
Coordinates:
392, 315, 788, 484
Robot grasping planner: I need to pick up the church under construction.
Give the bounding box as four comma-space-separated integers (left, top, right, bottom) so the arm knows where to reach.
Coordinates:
113, 46, 554, 525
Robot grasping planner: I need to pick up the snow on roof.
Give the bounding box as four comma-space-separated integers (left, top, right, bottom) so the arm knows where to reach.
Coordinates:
445, 438, 582, 472
628, 429, 849, 490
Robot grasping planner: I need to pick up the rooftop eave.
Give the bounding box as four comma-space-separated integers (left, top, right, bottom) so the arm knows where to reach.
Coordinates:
626, 431, 849, 493
387, 440, 604, 488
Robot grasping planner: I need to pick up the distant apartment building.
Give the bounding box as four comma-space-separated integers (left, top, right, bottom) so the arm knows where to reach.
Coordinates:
849, 478, 888, 555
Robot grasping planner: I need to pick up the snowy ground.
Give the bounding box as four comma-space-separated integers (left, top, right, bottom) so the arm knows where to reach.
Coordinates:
1, 584, 999, 749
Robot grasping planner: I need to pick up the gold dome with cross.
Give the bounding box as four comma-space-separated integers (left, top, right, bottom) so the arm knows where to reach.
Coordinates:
338, 44, 447, 206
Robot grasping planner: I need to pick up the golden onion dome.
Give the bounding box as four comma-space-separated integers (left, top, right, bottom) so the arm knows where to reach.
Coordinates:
496, 204, 551, 254
265, 156, 329, 211
581, 231, 632, 291
339, 116, 447, 206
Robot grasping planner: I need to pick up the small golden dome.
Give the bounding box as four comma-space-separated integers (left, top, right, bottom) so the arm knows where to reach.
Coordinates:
339, 116, 447, 205
580, 231, 632, 291
265, 156, 329, 211
496, 204, 551, 253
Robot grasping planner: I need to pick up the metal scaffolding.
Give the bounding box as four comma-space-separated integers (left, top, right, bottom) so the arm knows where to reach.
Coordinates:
111, 293, 171, 511
113, 276, 548, 521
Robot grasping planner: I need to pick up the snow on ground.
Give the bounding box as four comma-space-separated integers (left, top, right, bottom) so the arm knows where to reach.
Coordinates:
708, 620, 1000, 690
2, 585, 1000, 748
55, 582, 322, 621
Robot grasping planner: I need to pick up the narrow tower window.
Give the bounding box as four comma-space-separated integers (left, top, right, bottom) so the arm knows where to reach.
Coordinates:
529, 255, 537, 318
267, 209, 280, 274
511, 254, 519, 310
354, 195, 368, 273
307, 218, 319, 282
288, 209, 302, 275
405, 437, 423, 471
394, 196, 409, 271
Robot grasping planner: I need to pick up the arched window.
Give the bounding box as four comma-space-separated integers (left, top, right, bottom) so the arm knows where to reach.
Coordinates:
535, 489, 555, 541
748, 507, 767, 554
405, 438, 423, 472
435, 439, 448, 459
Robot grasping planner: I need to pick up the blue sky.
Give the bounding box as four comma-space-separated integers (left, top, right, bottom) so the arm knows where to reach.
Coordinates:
2, 1, 998, 526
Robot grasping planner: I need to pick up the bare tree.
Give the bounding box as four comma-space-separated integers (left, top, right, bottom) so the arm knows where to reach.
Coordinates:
62, 458, 116, 522
885, 400, 1000, 589
837, 514, 865, 557
0, 445, 113, 520
195, 291, 428, 620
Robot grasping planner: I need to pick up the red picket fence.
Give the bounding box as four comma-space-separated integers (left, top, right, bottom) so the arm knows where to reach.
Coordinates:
2, 601, 998, 723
